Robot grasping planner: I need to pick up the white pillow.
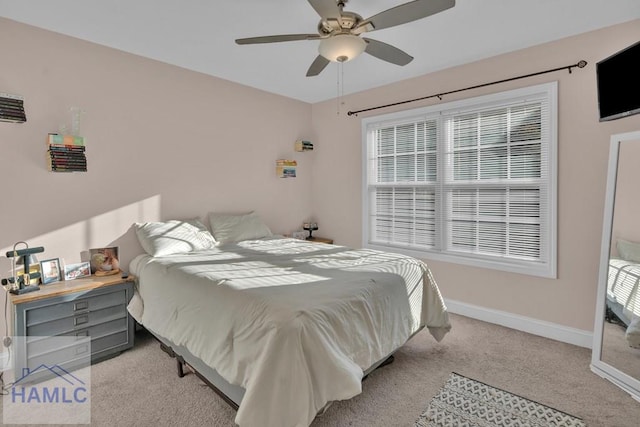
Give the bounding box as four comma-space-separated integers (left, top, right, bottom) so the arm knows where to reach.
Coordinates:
617, 239, 640, 263
208, 211, 272, 244
134, 219, 216, 257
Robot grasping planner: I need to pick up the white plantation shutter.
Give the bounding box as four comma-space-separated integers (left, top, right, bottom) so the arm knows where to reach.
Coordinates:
364, 83, 556, 277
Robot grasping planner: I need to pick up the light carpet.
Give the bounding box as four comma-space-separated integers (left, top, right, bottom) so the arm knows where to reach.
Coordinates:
415, 372, 586, 427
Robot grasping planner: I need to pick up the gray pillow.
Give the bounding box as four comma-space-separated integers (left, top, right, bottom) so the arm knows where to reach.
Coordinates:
208, 211, 272, 244
617, 239, 640, 263
135, 219, 216, 256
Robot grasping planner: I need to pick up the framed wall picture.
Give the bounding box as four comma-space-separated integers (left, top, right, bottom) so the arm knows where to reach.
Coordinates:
64, 261, 91, 281
40, 258, 62, 285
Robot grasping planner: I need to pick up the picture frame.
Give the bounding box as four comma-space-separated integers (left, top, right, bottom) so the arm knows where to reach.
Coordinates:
40, 258, 62, 285
89, 246, 120, 276
64, 261, 91, 281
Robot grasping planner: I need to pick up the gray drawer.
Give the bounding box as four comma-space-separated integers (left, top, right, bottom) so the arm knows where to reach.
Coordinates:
26, 330, 129, 369
26, 340, 90, 370
91, 330, 130, 355
26, 318, 128, 357
25, 289, 126, 327
27, 305, 126, 337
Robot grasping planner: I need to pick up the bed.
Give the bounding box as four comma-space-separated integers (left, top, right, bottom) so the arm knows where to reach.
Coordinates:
127, 216, 451, 427
607, 258, 640, 348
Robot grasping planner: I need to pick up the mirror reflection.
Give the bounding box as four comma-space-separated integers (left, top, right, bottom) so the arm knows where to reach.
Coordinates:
601, 138, 640, 381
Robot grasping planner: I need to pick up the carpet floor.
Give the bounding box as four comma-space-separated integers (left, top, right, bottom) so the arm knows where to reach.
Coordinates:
12, 313, 639, 426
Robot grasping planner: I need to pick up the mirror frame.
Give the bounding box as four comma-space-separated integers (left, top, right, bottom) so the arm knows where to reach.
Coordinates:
591, 130, 640, 402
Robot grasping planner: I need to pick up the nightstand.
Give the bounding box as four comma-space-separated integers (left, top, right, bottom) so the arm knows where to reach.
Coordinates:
306, 236, 334, 244
10, 274, 135, 373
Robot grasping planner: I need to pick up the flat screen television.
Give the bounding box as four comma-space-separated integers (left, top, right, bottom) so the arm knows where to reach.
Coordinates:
596, 40, 640, 122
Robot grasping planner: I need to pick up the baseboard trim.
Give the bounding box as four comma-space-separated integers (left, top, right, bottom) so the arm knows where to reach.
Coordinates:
444, 298, 593, 348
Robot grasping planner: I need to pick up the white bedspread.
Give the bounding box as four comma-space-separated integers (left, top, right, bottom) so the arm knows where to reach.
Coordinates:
129, 238, 450, 427
608, 258, 640, 319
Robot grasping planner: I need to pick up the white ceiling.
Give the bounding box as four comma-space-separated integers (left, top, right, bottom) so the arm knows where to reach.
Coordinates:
1, 0, 639, 103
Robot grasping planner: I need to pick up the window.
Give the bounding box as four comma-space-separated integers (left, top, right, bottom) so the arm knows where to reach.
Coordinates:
362, 82, 557, 277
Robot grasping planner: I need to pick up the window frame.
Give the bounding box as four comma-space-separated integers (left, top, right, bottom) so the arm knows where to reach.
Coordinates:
361, 82, 557, 278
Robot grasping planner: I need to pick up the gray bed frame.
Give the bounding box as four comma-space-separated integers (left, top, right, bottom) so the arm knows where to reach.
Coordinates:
606, 296, 631, 327
150, 325, 423, 413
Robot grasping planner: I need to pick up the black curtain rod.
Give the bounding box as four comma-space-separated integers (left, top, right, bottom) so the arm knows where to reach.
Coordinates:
347, 60, 588, 117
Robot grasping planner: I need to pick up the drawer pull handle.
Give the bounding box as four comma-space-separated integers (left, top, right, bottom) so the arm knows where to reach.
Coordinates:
75, 345, 89, 355
75, 330, 89, 338
74, 301, 89, 311
74, 315, 89, 326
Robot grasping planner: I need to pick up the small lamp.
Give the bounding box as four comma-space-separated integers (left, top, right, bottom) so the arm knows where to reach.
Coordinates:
16, 253, 40, 286
318, 34, 366, 63
5, 241, 44, 294
16, 253, 39, 268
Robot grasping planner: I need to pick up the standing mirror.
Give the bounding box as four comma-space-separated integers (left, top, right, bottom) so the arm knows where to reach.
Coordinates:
591, 130, 640, 402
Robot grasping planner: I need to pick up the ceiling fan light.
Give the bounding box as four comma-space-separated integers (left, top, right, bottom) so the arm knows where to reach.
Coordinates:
318, 34, 366, 63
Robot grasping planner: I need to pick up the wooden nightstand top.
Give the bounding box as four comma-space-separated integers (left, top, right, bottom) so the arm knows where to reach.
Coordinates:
10, 274, 135, 305
306, 237, 334, 244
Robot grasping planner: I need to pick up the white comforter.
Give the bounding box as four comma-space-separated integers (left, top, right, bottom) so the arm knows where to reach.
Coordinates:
129, 238, 450, 427
608, 258, 640, 319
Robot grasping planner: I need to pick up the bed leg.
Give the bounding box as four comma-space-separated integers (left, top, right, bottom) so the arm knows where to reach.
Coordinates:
176, 355, 187, 378
159, 342, 176, 358
157, 341, 187, 378
363, 355, 395, 381
379, 354, 395, 368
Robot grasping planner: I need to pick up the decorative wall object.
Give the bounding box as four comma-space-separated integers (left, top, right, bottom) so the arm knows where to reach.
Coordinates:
47, 133, 87, 172
276, 159, 297, 178
0, 92, 27, 123
294, 140, 313, 152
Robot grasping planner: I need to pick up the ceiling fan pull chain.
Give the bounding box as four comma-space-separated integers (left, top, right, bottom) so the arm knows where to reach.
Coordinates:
336, 62, 341, 115
341, 60, 345, 103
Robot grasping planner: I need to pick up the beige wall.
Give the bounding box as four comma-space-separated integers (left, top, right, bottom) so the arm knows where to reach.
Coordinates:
311, 19, 640, 332
2, 17, 640, 337
0, 18, 314, 296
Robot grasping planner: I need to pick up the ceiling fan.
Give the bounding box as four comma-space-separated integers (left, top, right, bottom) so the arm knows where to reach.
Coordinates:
235, 0, 455, 77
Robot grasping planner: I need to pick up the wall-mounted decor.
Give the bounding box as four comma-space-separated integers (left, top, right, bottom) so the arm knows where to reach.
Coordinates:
294, 140, 313, 152
0, 92, 27, 123
47, 133, 87, 172
276, 159, 297, 178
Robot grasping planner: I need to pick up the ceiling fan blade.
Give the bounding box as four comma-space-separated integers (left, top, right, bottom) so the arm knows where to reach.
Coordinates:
364, 38, 413, 66
359, 0, 455, 33
236, 34, 321, 45
306, 55, 331, 77
308, 0, 342, 21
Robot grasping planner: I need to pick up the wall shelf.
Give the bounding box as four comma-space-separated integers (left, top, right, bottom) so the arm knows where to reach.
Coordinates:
47, 134, 87, 172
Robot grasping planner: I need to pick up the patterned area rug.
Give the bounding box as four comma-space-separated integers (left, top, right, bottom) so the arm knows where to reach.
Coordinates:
416, 372, 586, 426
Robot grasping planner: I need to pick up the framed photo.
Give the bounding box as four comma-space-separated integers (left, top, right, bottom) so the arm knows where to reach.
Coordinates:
89, 246, 120, 276
64, 261, 91, 281
40, 258, 62, 285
